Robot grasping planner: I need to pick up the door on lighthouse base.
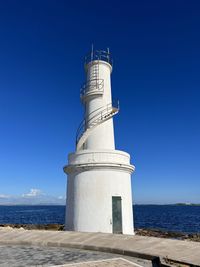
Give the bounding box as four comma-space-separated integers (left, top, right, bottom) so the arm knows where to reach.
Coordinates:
112, 196, 122, 234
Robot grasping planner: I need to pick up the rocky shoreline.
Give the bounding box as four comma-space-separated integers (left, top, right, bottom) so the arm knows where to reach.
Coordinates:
0, 224, 65, 231
136, 228, 200, 242
0, 224, 199, 242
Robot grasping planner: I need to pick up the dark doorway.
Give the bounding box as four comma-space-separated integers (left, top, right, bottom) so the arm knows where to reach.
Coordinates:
112, 196, 122, 234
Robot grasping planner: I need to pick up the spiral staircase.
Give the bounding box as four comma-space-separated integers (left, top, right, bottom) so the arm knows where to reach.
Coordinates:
76, 101, 119, 151
76, 52, 119, 151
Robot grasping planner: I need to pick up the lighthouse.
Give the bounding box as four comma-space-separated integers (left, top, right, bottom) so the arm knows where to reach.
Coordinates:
64, 48, 135, 235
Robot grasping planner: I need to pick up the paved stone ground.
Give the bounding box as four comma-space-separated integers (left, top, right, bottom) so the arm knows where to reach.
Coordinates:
0, 228, 200, 266
0, 245, 149, 267
57, 258, 142, 267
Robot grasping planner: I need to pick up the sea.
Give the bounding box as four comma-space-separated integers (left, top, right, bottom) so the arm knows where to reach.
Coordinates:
0, 205, 200, 234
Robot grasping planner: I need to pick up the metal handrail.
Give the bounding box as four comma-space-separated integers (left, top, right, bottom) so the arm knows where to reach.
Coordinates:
76, 100, 119, 145
84, 49, 113, 66
80, 78, 104, 97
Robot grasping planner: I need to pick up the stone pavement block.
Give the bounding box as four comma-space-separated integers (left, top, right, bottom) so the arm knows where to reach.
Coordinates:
0, 245, 149, 267
54, 258, 142, 267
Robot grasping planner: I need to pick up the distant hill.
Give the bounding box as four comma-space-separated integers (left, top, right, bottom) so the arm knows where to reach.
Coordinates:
0, 195, 65, 205
175, 203, 200, 206
134, 203, 200, 206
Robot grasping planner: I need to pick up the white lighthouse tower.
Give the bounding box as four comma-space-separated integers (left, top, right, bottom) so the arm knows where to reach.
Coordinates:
64, 48, 135, 235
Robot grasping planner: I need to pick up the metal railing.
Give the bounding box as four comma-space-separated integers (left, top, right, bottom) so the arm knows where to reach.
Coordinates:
84, 49, 113, 66
76, 100, 119, 146
80, 78, 104, 98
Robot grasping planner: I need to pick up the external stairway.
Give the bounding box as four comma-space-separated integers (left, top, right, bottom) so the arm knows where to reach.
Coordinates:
76, 102, 119, 151
76, 50, 119, 151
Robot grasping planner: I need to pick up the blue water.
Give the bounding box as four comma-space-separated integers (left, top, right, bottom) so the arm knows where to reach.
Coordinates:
0, 205, 199, 234
133, 205, 200, 234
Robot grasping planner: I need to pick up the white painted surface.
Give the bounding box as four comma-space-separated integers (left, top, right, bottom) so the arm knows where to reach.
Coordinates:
65, 150, 134, 234
68, 149, 132, 166
84, 61, 115, 150
64, 54, 135, 235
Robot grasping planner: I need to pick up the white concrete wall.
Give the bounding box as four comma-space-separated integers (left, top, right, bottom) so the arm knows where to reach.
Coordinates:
66, 168, 133, 235
84, 60, 115, 150
68, 149, 131, 166
64, 55, 135, 235
65, 173, 74, 231
65, 150, 134, 235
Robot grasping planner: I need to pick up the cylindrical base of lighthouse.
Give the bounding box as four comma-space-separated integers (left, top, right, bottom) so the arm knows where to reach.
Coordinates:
64, 150, 135, 235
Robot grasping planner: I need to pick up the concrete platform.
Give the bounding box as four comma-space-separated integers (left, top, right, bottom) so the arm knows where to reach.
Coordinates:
0, 228, 200, 266
55, 258, 145, 267
0, 244, 148, 267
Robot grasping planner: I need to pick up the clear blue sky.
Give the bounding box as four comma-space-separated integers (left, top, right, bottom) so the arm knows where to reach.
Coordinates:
0, 0, 199, 204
